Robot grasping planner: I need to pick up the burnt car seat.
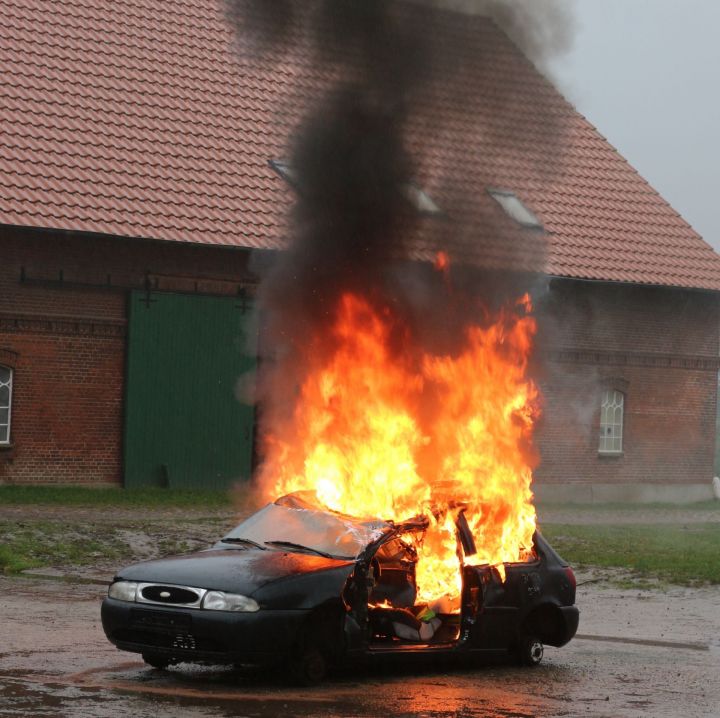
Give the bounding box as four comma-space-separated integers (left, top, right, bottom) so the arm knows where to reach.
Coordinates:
369, 605, 443, 642
369, 558, 417, 607
369, 537, 418, 608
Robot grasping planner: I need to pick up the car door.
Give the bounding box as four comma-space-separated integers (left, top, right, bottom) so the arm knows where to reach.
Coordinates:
455, 511, 519, 651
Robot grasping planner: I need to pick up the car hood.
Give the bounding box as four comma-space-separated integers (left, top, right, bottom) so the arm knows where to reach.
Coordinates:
117, 547, 355, 598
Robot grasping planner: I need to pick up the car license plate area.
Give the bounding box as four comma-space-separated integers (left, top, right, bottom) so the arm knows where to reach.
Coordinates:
171, 633, 197, 650
130, 608, 192, 631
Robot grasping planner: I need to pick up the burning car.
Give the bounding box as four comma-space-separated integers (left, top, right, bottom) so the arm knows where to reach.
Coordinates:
101, 492, 579, 683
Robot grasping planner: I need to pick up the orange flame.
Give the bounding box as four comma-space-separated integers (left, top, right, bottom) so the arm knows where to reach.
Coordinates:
434, 250, 450, 273
262, 292, 539, 606
434, 251, 451, 289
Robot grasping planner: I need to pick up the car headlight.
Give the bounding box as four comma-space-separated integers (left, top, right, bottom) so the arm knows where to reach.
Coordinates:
202, 590, 259, 612
108, 580, 138, 602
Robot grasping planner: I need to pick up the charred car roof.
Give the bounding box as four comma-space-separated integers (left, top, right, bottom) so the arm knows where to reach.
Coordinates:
221, 492, 427, 561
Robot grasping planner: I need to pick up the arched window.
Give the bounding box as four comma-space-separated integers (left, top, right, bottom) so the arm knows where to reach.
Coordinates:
599, 389, 624, 454
0, 365, 12, 445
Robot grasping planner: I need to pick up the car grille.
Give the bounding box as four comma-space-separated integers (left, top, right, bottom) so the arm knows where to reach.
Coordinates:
121, 608, 226, 654
137, 583, 206, 608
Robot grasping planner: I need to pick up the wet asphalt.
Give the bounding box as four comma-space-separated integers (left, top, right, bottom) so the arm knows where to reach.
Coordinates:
2, 575, 719, 718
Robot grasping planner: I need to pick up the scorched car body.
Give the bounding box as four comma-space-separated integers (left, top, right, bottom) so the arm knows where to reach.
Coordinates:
101, 493, 579, 682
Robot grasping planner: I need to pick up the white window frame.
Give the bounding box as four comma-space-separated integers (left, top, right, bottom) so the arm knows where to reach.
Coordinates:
0, 365, 12, 446
599, 389, 624, 454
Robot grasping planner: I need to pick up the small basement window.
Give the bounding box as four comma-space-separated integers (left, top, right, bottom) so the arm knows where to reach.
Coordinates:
488, 188, 543, 229
599, 389, 624, 454
0, 365, 12, 445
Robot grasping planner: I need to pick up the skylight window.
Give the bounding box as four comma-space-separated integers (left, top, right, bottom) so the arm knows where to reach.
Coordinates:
269, 159, 297, 187
269, 159, 443, 216
488, 189, 543, 230
404, 183, 443, 216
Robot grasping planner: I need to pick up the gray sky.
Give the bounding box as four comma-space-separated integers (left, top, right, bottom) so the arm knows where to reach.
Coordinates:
547, 0, 720, 252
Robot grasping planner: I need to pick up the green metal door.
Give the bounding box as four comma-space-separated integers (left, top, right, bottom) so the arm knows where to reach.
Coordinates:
124, 291, 257, 489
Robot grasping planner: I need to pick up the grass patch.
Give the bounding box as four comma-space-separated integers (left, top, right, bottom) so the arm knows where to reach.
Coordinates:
0, 543, 41, 573
542, 523, 720, 586
0, 520, 131, 574
0, 486, 237, 509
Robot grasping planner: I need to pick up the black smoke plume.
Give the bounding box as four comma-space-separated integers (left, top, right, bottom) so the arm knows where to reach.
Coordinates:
227, 1, 440, 338
224, 0, 574, 469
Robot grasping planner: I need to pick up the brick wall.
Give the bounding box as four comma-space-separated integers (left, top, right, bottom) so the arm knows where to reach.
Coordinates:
0, 331, 125, 484
534, 279, 720, 486
0, 227, 253, 484
2, 228, 718, 488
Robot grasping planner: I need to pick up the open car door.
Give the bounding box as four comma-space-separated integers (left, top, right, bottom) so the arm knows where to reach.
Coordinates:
455, 509, 477, 558
457, 508, 517, 650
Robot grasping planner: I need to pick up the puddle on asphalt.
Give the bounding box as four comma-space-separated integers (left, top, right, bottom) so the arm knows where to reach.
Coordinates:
5, 644, 713, 718
43, 657, 570, 718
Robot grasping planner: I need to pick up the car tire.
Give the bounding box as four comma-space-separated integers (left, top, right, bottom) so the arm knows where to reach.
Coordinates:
142, 652, 171, 670
517, 635, 544, 667
290, 645, 328, 685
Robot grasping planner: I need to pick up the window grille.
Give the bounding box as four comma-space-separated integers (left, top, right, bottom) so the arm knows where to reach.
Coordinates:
0, 366, 12, 445
599, 389, 624, 454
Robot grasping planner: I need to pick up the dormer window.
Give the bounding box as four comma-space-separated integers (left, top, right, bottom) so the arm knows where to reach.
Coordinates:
488, 188, 543, 230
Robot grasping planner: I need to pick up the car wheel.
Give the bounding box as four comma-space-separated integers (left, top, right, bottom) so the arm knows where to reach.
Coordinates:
518, 635, 544, 667
142, 652, 172, 670
290, 645, 328, 685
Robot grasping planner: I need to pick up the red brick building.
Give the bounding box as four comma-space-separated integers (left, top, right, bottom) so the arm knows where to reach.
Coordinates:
2, 0, 719, 500
535, 281, 719, 502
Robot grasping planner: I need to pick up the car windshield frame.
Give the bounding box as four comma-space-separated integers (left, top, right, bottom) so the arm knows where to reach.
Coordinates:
222, 494, 392, 560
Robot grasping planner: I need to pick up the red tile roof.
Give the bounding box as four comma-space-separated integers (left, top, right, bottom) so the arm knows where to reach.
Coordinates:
2, 0, 720, 290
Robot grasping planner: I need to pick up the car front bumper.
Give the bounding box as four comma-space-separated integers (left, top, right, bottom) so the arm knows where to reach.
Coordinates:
101, 598, 311, 665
